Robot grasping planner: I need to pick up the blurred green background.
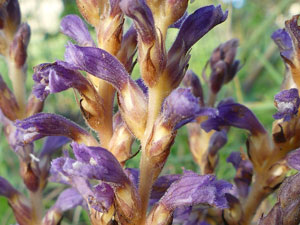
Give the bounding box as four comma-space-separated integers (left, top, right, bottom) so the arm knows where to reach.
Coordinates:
0, 0, 299, 224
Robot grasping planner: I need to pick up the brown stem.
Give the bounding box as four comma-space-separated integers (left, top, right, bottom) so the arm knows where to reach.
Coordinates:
242, 180, 269, 225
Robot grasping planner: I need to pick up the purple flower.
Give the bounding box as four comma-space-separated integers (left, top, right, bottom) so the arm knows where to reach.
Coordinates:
60, 14, 95, 47
271, 28, 293, 62
209, 39, 240, 94
160, 171, 232, 210
39, 136, 70, 158
61, 42, 129, 90
0, 74, 19, 121
71, 142, 129, 185
182, 70, 204, 106
166, 5, 227, 89
33, 62, 92, 101
161, 88, 217, 130
170, 5, 227, 55
273, 88, 300, 121
15, 113, 97, 145
201, 101, 266, 135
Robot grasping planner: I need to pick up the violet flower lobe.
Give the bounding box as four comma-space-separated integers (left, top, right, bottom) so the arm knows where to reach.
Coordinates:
273, 88, 300, 121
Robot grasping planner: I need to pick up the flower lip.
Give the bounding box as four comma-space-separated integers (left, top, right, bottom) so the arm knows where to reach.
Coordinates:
160, 170, 232, 210
273, 88, 300, 121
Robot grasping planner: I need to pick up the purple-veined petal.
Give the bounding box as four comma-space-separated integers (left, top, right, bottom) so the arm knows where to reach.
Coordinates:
15, 113, 96, 145
32, 62, 91, 101
287, 149, 300, 171
161, 88, 216, 130
160, 170, 232, 210
169, 5, 228, 55
201, 102, 266, 135
60, 14, 95, 47
273, 88, 300, 121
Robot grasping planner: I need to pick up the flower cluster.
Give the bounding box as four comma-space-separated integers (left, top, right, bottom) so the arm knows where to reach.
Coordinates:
1, 0, 300, 225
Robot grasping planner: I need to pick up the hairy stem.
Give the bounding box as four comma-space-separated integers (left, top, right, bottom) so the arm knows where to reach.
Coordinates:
242, 180, 269, 225
29, 190, 43, 225
8, 60, 26, 118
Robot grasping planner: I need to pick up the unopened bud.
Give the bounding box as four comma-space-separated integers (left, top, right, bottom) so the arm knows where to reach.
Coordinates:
9, 23, 30, 68
21, 162, 40, 192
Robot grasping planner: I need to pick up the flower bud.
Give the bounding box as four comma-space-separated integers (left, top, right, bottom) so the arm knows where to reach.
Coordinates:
182, 70, 204, 105
9, 23, 30, 68
117, 25, 138, 72
209, 39, 239, 94
1, 0, 20, 39
20, 161, 40, 192
109, 113, 134, 166
120, 0, 166, 87
0, 74, 19, 120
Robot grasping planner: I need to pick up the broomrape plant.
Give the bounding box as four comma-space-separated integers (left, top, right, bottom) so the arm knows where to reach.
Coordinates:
0, 0, 300, 225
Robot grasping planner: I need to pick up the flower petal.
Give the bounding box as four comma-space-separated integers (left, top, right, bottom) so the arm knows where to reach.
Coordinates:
170, 5, 227, 55
160, 171, 232, 210
287, 149, 300, 171
15, 113, 96, 145
271, 28, 293, 62
60, 43, 129, 91
32, 62, 91, 101
201, 101, 266, 135
60, 14, 95, 46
